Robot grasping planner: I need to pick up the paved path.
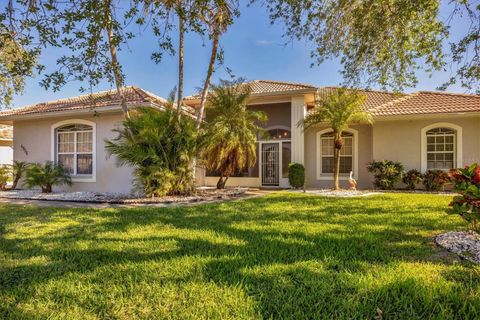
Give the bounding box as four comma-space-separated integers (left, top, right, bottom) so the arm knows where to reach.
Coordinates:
0, 190, 271, 209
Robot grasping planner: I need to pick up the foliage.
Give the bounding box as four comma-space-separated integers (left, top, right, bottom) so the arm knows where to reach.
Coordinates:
0, 165, 11, 191
301, 88, 372, 190
11, 160, 29, 190
105, 106, 197, 197
423, 169, 450, 191
23, 161, 72, 193
262, 0, 479, 92
0, 193, 478, 319
402, 169, 423, 190
449, 163, 480, 231
202, 79, 266, 189
367, 160, 404, 190
287, 163, 305, 189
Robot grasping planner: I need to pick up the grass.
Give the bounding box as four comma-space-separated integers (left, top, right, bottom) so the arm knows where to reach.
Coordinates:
0, 192, 479, 319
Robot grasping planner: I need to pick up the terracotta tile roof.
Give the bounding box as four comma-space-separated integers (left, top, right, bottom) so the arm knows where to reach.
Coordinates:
316, 87, 405, 111
0, 125, 12, 140
0, 86, 195, 118
371, 91, 480, 116
184, 80, 316, 101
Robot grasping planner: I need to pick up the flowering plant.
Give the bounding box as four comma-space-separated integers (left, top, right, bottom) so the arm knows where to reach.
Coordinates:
449, 163, 480, 232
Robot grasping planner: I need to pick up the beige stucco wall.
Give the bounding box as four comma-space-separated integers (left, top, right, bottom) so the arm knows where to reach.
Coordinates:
13, 112, 136, 194
304, 124, 373, 189
373, 116, 480, 171
249, 102, 291, 130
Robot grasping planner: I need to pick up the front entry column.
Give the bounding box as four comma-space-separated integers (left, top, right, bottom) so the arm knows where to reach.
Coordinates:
291, 96, 306, 165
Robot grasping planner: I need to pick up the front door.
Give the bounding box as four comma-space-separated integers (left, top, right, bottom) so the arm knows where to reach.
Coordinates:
261, 143, 280, 186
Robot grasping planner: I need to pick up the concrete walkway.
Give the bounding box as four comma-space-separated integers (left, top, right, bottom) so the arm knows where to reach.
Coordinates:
0, 190, 271, 209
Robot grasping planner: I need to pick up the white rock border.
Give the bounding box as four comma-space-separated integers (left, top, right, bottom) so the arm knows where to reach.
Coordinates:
292, 189, 381, 198
0, 188, 248, 204
435, 231, 480, 264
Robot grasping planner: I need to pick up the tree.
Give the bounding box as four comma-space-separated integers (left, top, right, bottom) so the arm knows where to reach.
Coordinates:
105, 94, 198, 197
262, 0, 479, 92
202, 79, 266, 189
300, 88, 372, 190
38, 0, 142, 118
24, 161, 72, 193
195, 0, 239, 129
11, 160, 29, 190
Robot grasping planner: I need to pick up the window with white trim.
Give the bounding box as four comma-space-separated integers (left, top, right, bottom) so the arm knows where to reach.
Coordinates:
320, 132, 353, 174
426, 127, 456, 170
56, 124, 93, 175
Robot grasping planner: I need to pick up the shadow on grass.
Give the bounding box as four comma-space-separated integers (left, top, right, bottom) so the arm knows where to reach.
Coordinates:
0, 193, 478, 319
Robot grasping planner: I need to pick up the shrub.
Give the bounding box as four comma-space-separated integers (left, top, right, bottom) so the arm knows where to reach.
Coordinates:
402, 169, 423, 190
105, 107, 197, 197
288, 163, 305, 189
12, 161, 29, 190
0, 165, 11, 191
423, 170, 450, 191
24, 161, 72, 193
449, 164, 480, 232
367, 160, 404, 190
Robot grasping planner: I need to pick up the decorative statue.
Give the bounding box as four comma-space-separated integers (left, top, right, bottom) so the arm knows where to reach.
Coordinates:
349, 171, 357, 190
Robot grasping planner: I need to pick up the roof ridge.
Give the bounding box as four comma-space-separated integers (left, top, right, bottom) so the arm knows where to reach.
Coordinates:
319, 86, 404, 95
416, 90, 480, 98
10, 86, 139, 112
251, 79, 316, 88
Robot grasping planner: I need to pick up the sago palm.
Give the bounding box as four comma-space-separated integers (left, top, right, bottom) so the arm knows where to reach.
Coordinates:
23, 161, 72, 193
202, 79, 266, 189
300, 88, 373, 190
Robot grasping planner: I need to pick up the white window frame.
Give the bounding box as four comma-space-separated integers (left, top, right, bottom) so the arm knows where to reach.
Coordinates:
421, 122, 462, 173
51, 119, 96, 182
316, 128, 358, 180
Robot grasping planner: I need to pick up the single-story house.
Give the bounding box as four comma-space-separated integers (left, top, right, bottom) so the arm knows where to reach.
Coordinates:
0, 80, 478, 192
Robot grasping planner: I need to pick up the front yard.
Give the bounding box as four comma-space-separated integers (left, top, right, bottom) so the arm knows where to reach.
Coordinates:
1, 193, 479, 319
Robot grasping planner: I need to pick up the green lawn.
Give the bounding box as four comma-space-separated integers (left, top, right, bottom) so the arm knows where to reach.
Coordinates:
1, 193, 479, 319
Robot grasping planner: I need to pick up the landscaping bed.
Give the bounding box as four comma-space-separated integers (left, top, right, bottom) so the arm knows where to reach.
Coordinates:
435, 231, 480, 264
0, 187, 248, 204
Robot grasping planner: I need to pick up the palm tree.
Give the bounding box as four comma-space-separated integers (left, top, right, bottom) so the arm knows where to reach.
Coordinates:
300, 88, 373, 190
11, 160, 29, 190
202, 79, 266, 189
23, 161, 72, 193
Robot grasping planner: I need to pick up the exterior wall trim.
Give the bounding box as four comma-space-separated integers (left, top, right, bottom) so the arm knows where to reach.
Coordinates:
420, 122, 463, 172
51, 119, 97, 183
316, 128, 359, 180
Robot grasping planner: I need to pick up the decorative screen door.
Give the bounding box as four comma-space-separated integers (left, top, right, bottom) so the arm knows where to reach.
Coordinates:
261, 143, 280, 186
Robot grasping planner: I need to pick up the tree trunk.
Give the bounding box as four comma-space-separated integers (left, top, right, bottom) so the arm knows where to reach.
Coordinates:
333, 130, 342, 190
105, 0, 129, 119
195, 28, 220, 129
216, 175, 228, 189
11, 176, 20, 190
176, 15, 184, 120
42, 184, 52, 193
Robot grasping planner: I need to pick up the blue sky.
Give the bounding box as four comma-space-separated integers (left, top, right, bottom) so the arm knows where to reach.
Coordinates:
11, 1, 469, 108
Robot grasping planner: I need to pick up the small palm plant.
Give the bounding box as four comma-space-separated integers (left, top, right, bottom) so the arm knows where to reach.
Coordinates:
300, 88, 372, 190
0, 165, 11, 191
202, 79, 267, 189
24, 161, 72, 193
12, 161, 29, 190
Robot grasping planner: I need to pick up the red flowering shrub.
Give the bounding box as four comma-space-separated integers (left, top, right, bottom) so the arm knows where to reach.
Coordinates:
449, 163, 480, 232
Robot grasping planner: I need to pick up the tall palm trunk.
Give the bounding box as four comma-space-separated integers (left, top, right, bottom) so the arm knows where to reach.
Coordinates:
333, 130, 342, 190
105, 0, 129, 119
176, 14, 184, 119
195, 26, 220, 129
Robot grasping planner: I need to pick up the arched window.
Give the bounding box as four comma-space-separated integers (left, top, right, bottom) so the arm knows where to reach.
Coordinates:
421, 123, 463, 172
267, 128, 291, 140
52, 121, 95, 178
426, 127, 456, 170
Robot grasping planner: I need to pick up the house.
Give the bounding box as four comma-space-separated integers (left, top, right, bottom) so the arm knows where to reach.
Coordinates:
0, 80, 478, 192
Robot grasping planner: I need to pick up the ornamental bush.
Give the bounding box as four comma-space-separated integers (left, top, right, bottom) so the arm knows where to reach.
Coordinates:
24, 161, 72, 193
288, 163, 305, 189
423, 170, 450, 191
449, 163, 480, 232
367, 160, 404, 190
402, 169, 423, 190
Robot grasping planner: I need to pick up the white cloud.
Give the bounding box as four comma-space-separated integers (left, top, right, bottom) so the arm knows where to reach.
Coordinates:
256, 40, 274, 45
